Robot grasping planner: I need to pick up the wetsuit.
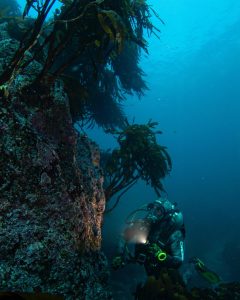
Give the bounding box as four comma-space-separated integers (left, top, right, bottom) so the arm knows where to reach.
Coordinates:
118, 198, 185, 277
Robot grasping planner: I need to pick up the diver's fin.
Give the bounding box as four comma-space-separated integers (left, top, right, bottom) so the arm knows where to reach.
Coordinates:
190, 257, 221, 284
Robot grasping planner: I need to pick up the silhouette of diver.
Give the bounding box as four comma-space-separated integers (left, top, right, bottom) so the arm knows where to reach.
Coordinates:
112, 198, 186, 298
112, 198, 221, 299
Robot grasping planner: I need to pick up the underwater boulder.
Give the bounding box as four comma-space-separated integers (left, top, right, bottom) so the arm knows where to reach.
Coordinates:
0, 24, 111, 299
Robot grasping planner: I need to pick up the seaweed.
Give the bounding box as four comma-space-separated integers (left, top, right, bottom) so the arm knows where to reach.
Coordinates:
102, 120, 172, 211
134, 270, 240, 300
0, 0, 163, 130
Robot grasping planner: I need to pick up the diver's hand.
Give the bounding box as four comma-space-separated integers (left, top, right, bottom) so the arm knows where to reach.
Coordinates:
147, 243, 167, 262
147, 243, 161, 254
112, 255, 125, 270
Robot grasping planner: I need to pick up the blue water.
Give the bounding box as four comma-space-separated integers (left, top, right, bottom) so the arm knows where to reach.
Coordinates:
17, 0, 61, 18
17, 0, 240, 291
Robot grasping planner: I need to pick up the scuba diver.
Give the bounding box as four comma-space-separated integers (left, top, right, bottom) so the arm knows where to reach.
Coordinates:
111, 198, 223, 299
112, 197, 185, 278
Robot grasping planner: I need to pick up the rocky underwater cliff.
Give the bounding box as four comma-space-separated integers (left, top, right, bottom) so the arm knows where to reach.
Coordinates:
0, 22, 111, 299
1, 1, 240, 299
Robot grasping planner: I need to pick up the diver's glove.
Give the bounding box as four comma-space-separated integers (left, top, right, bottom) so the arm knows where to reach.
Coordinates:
147, 243, 167, 262
112, 255, 125, 270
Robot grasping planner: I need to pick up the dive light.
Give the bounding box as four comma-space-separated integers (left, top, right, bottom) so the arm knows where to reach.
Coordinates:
156, 250, 167, 261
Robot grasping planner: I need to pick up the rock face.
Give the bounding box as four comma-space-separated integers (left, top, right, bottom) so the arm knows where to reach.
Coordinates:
0, 22, 110, 299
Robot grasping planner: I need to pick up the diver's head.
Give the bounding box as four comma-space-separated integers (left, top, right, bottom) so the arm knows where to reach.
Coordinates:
146, 198, 176, 223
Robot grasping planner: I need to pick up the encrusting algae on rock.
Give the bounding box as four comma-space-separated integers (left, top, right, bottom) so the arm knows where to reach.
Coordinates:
0, 21, 111, 299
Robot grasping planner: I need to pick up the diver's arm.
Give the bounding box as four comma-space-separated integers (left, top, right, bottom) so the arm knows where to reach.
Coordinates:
164, 230, 184, 268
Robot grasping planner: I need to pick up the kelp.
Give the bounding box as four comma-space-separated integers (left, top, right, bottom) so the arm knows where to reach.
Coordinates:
0, 0, 163, 129
112, 41, 148, 97
102, 120, 172, 211
84, 68, 126, 129
63, 63, 127, 129
135, 273, 240, 300
97, 9, 126, 52
0, 0, 56, 87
